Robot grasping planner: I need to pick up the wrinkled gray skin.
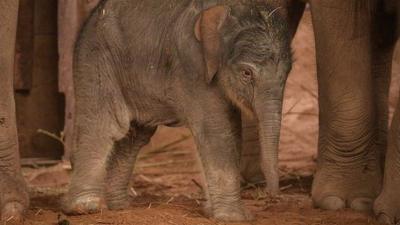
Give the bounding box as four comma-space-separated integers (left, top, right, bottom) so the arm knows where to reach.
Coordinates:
0, 0, 30, 222
63, 0, 291, 221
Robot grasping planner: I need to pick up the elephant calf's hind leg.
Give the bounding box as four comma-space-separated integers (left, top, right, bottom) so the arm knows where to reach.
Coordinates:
63, 110, 129, 215
105, 125, 156, 210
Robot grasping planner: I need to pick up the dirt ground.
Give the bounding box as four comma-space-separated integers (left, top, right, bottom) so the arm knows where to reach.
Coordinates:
18, 11, 400, 225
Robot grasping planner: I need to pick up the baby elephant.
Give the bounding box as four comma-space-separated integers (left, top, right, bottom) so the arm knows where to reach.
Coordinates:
63, 0, 291, 221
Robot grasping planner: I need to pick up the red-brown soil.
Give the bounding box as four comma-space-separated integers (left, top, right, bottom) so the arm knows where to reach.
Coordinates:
17, 11, 399, 225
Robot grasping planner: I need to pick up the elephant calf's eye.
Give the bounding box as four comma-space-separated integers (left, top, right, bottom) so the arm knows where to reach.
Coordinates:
241, 68, 253, 79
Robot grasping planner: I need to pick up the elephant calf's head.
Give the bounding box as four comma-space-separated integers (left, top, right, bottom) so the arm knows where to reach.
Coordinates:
194, 3, 292, 117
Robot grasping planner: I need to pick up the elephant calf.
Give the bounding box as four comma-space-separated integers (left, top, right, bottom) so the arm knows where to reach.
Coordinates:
63, 0, 292, 221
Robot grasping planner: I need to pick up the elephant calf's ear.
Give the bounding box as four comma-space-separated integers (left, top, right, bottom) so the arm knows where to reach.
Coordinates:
194, 5, 230, 84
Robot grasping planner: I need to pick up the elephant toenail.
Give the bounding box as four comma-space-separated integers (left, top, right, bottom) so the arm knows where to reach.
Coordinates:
350, 197, 373, 212
318, 196, 345, 210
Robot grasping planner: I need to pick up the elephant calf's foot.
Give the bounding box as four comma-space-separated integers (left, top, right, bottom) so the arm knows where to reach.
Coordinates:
312, 162, 381, 212
212, 203, 254, 222
374, 191, 400, 224
62, 194, 106, 215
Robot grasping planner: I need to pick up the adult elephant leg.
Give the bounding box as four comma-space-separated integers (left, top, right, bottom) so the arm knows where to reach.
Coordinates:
0, 0, 29, 221
374, 5, 400, 225
375, 97, 400, 224
240, 0, 306, 184
371, 8, 397, 172
309, 0, 381, 212
105, 125, 156, 210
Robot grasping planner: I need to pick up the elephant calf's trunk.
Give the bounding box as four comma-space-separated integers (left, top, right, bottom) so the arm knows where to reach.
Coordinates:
256, 99, 283, 195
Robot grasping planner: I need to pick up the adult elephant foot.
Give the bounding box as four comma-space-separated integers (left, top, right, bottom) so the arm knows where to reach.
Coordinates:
312, 157, 381, 212
374, 192, 400, 225
0, 173, 29, 222
374, 103, 400, 225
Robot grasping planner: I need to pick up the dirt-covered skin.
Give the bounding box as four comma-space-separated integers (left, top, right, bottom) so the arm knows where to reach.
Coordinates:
0, 0, 30, 222
64, 0, 292, 221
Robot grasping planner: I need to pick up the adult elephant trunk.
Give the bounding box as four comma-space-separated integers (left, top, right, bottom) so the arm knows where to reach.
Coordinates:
254, 88, 284, 195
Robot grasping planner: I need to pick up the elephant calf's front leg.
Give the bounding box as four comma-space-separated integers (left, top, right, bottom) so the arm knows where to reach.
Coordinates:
190, 111, 252, 222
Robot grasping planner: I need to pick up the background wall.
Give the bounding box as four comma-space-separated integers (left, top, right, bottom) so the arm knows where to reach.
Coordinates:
15, 0, 64, 160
